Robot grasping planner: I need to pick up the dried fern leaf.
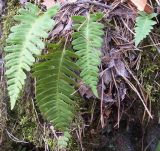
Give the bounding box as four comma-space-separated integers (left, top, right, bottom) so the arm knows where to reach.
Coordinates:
4, 3, 59, 109
135, 11, 157, 46
72, 13, 104, 97
33, 44, 79, 131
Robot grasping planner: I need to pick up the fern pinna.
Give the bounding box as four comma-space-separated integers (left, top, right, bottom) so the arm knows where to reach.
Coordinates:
4, 3, 59, 109
72, 13, 104, 97
135, 11, 157, 46
33, 44, 79, 131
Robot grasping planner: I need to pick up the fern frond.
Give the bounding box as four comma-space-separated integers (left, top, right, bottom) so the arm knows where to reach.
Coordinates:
72, 13, 104, 97
33, 44, 79, 131
4, 3, 60, 109
134, 12, 157, 46
58, 131, 71, 149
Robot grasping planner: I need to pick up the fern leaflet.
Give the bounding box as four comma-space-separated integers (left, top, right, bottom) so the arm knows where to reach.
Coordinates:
4, 3, 59, 109
33, 44, 79, 131
156, 141, 160, 151
72, 13, 104, 97
134, 11, 157, 46
58, 131, 71, 149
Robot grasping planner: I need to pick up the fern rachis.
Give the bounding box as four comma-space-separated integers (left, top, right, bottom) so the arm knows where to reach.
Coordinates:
4, 3, 60, 109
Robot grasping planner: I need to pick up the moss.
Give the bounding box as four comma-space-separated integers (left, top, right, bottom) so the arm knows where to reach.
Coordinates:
0, 0, 19, 46
0, 81, 8, 150
138, 47, 160, 118
19, 115, 37, 143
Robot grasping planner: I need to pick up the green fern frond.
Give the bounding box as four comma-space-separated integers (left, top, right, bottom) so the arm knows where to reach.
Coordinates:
134, 12, 157, 46
58, 131, 71, 149
156, 141, 160, 151
4, 2, 60, 109
72, 13, 104, 97
33, 44, 79, 131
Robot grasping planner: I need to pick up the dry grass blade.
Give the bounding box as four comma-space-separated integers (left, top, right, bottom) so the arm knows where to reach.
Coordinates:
122, 76, 152, 118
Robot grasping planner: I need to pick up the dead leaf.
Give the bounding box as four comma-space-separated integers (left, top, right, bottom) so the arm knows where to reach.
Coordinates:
130, 0, 147, 11
0, 0, 4, 13
119, 82, 127, 101
102, 69, 112, 85
114, 59, 128, 78
130, 0, 153, 13
63, 18, 72, 32
103, 93, 115, 103
42, 0, 55, 9
51, 23, 64, 37
19, 0, 27, 4
68, 0, 78, 2
78, 83, 95, 98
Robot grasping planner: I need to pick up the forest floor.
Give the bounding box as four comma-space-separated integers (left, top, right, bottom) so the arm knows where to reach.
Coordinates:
0, 0, 160, 151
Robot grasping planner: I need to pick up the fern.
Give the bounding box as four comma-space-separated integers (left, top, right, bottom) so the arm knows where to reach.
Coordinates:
58, 131, 71, 149
72, 13, 104, 97
33, 44, 79, 131
156, 141, 160, 151
134, 11, 157, 46
4, 2, 59, 109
